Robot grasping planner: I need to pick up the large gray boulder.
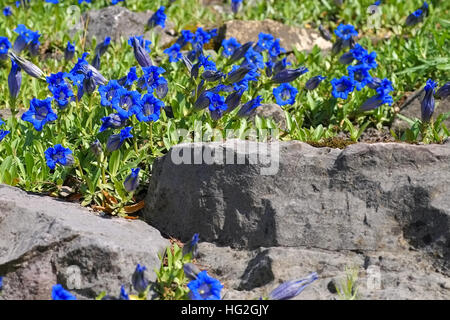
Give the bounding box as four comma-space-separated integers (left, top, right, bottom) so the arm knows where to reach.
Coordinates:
144, 140, 450, 276
0, 184, 169, 300
220, 19, 332, 53
69, 5, 176, 48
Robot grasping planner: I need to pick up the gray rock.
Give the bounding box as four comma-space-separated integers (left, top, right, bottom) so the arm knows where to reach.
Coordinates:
391, 90, 450, 134
70, 6, 176, 49
196, 243, 450, 300
144, 140, 450, 276
220, 19, 332, 53
251, 104, 286, 130
0, 184, 169, 300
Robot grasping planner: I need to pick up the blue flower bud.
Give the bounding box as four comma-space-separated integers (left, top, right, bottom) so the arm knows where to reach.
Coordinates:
183, 263, 201, 281
132, 264, 149, 294
7, 51, 44, 79
130, 36, 153, 68
268, 272, 318, 300
230, 41, 253, 63
182, 233, 200, 258
305, 75, 326, 91
124, 168, 140, 192
65, 41, 75, 61
8, 59, 22, 99
272, 67, 308, 83
226, 65, 251, 84
436, 82, 450, 99
90, 139, 103, 156
201, 70, 224, 82
106, 127, 133, 152
237, 96, 263, 117
319, 25, 332, 41
224, 88, 244, 113
421, 79, 437, 122
91, 52, 101, 70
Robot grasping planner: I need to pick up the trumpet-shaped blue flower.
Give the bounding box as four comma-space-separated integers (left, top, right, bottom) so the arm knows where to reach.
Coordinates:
268, 39, 286, 59
230, 41, 253, 63
13, 24, 38, 52
406, 9, 424, 26
334, 24, 358, 40
99, 113, 128, 132
3, 7, 12, 16
187, 271, 223, 300
256, 33, 275, 52
98, 80, 122, 107
243, 47, 265, 70
222, 38, 240, 57
106, 127, 133, 152
53, 83, 74, 109
273, 83, 298, 106
421, 79, 437, 122
0, 37, 11, 59
148, 6, 166, 28
51, 284, 76, 300
205, 92, 227, 113
124, 168, 140, 192
164, 43, 182, 62
231, 0, 243, 14
360, 92, 393, 111
182, 233, 200, 257
139, 66, 166, 92
112, 88, 141, 119
129, 36, 152, 68
133, 94, 164, 122
272, 67, 308, 83
175, 30, 194, 48
331, 76, 356, 99
0, 119, 10, 142
118, 66, 138, 89
22, 97, 57, 131
348, 64, 373, 91
45, 145, 75, 170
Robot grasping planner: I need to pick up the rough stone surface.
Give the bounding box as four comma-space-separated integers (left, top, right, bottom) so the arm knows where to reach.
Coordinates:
196, 242, 450, 300
70, 6, 176, 48
144, 140, 450, 277
220, 19, 332, 53
0, 184, 169, 300
391, 90, 450, 133
251, 104, 286, 130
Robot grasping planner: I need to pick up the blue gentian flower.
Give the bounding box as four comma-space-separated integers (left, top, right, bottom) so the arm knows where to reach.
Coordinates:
13, 24, 39, 53
348, 64, 373, 91
106, 127, 133, 152
237, 96, 263, 117
421, 79, 437, 122
124, 168, 140, 192
128, 36, 152, 54
8, 59, 22, 99
334, 24, 358, 41
148, 6, 166, 28
99, 80, 122, 107
46, 72, 69, 91
132, 264, 149, 294
360, 51, 377, 69
198, 55, 217, 71
0, 37, 12, 59
272, 67, 309, 83
268, 272, 318, 300
319, 25, 332, 41
255, 33, 274, 52
187, 271, 223, 300
51, 284, 76, 300
305, 75, 326, 91
367, 77, 383, 90
119, 285, 129, 300
44, 144, 75, 170
360, 92, 393, 111
273, 83, 298, 106
133, 94, 164, 122
3, 6, 12, 16
222, 38, 240, 57
202, 70, 225, 82
118, 66, 138, 88
64, 41, 75, 61
331, 76, 356, 99
231, 0, 243, 14
436, 82, 450, 99
272, 58, 291, 75
233, 67, 260, 92
112, 88, 141, 119
22, 97, 57, 131
175, 30, 195, 48
29, 32, 41, 56
99, 113, 127, 132
268, 39, 286, 60
164, 43, 182, 62
205, 92, 227, 113
406, 9, 424, 26
224, 88, 245, 113
52, 84, 74, 109
420, 1, 429, 16
139, 66, 166, 92
90, 139, 103, 156
0, 120, 10, 142
243, 47, 265, 70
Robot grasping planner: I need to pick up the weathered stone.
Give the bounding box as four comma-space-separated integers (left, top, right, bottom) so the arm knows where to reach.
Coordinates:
391, 90, 450, 134
251, 104, 286, 130
70, 6, 176, 48
144, 140, 450, 276
196, 243, 450, 300
0, 184, 169, 300
220, 19, 332, 53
